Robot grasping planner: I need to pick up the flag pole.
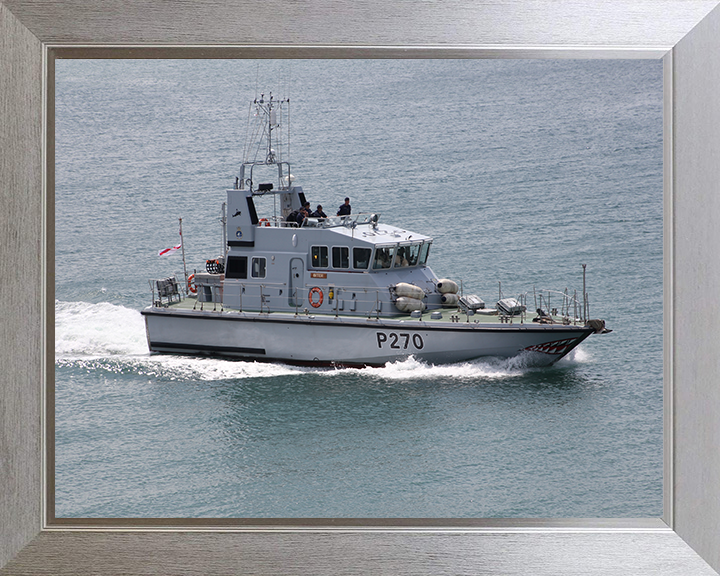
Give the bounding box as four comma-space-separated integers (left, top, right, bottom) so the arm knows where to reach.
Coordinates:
179, 217, 188, 288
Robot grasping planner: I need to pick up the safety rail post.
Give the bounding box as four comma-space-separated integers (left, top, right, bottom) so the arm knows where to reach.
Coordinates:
585, 293, 590, 323
573, 290, 578, 324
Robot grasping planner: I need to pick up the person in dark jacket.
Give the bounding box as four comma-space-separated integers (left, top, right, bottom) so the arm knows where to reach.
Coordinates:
337, 197, 351, 216
312, 205, 327, 219
286, 210, 299, 226
296, 205, 311, 226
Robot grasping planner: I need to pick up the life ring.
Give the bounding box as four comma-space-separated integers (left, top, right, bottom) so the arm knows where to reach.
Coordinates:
259, 218, 270, 227
187, 273, 197, 294
308, 286, 323, 308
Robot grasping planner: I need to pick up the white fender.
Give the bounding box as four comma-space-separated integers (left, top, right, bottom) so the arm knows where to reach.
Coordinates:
441, 293, 459, 306
394, 282, 425, 300
395, 297, 426, 312
436, 279, 459, 294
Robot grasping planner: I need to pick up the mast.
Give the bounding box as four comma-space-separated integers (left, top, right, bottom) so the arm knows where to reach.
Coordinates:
179, 217, 188, 286
266, 94, 277, 164
240, 92, 291, 193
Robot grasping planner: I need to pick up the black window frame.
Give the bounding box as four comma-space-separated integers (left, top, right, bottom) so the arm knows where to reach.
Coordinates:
225, 255, 248, 279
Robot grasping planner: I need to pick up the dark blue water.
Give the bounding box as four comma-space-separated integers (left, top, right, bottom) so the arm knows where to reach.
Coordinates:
55, 59, 663, 518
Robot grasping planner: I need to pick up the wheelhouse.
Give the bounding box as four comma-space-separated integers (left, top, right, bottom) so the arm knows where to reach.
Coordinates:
309, 239, 432, 273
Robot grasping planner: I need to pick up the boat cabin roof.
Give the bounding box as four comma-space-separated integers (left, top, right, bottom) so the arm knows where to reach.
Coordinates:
299, 215, 432, 246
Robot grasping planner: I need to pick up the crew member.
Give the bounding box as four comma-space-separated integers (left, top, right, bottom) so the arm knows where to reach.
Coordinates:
337, 197, 351, 216
296, 205, 310, 226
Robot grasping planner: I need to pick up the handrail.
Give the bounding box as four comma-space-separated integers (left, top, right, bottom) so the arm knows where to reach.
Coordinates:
259, 212, 383, 229
529, 287, 586, 324
153, 273, 588, 326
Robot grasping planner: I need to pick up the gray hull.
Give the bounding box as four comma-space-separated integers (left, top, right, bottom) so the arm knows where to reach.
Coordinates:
142, 307, 593, 367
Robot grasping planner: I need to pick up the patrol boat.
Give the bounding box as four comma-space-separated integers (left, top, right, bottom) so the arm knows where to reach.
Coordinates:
142, 93, 610, 368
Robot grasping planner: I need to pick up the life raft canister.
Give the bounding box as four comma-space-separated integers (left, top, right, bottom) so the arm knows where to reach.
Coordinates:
187, 273, 197, 294
308, 286, 323, 308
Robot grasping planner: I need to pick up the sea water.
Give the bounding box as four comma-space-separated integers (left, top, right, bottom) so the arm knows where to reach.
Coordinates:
55, 59, 663, 518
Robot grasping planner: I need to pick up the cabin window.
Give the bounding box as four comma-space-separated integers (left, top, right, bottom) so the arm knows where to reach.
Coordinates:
372, 246, 395, 270
311, 246, 329, 268
251, 257, 266, 278
226, 255, 248, 279
394, 245, 411, 268
404, 244, 422, 266
353, 247, 371, 270
332, 246, 349, 269
418, 242, 431, 265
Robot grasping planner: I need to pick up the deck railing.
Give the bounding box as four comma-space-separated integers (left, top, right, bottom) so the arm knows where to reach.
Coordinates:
148, 275, 185, 307
154, 274, 589, 327
258, 212, 381, 229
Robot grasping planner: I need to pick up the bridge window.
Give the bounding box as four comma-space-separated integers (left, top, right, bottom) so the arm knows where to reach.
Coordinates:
311, 246, 329, 268
332, 246, 349, 269
353, 247, 371, 270
418, 242, 431, 265
395, 243, 422, 267
372, 246, 395, 270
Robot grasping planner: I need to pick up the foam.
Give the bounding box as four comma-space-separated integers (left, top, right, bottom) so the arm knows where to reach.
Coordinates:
326, 346, 591, 381
55, 300, 148, 358
55, 301, 317, 381
324, 355, 530, 381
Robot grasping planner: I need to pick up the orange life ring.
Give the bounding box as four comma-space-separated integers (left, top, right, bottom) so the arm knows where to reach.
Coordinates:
259, 218, 270, 227
187, 273, 197, 294
308, 286, 323, 308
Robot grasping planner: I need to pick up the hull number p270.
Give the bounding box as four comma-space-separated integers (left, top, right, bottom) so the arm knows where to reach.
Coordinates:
376, 332, 424, 350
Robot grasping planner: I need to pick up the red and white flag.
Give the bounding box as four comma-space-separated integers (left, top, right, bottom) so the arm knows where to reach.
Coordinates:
158, 244, 181, 257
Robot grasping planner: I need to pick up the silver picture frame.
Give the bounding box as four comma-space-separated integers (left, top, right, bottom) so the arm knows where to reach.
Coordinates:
2, 1, 720, 574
